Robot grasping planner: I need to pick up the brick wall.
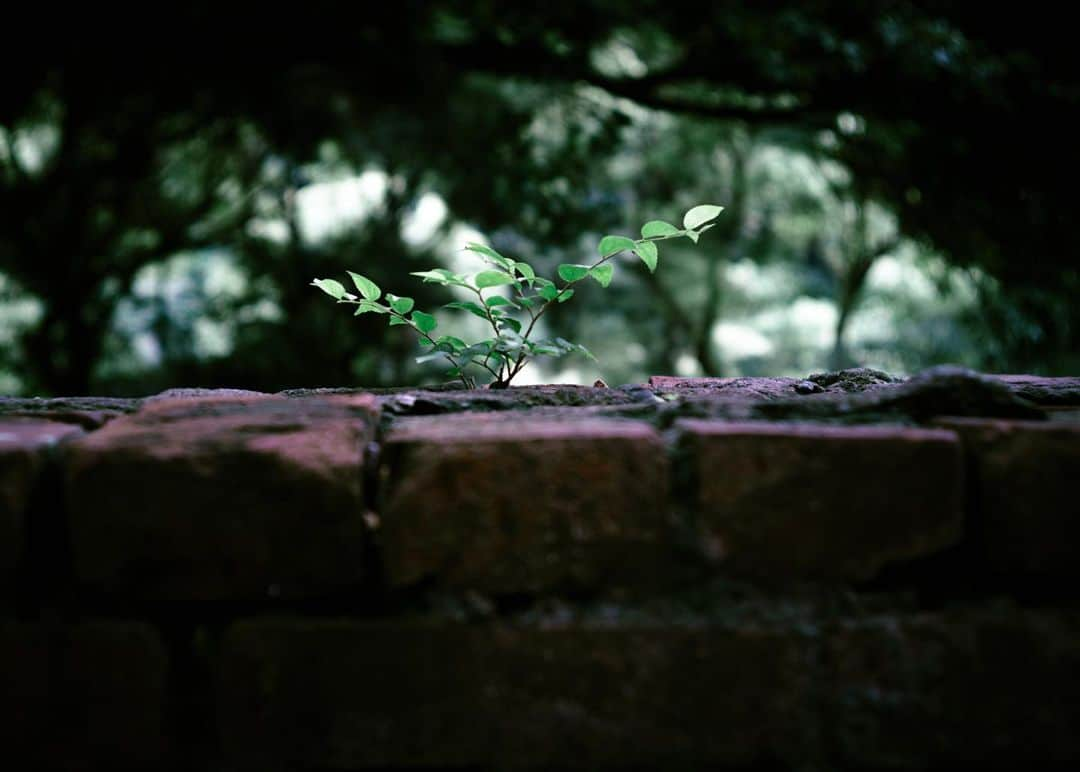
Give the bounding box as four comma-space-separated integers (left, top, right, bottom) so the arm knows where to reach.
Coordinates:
1, 369, 1078, 770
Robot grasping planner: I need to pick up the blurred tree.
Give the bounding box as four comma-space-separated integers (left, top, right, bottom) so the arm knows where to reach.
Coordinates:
828, 196, 900, 370
1, 2, 1076, 393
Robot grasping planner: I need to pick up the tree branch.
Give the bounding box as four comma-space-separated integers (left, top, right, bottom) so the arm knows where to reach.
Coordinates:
440, 39, 825, 126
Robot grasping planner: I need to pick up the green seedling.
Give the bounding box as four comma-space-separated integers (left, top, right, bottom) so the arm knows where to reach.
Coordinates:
313, 204, 723, 388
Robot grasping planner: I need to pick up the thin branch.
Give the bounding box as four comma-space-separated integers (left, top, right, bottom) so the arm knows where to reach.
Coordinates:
441, 39, 822, 126
586, 75, 816, 124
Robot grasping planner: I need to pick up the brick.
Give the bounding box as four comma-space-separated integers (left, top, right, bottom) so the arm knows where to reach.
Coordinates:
217, 617, 815, 770
0, 620, 170, 768
0, 418, 83, 590
1046, 407, 1080, 423
993, 375, 1080, 407
65, 394, 378, 600
649, 374, 812, 398
821, 609, 1080, 766
368, 383, 647, 416
938, 418, 1080, 576
0, 396, 139, 429
378, 414, 672, 593
676, 421, 964, 581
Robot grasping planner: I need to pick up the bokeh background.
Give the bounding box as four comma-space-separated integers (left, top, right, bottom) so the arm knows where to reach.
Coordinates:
2, 2, 1077, 396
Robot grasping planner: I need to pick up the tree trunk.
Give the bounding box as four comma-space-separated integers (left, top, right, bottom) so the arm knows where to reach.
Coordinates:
24, 295, 109, 395
829, 200, 897, 370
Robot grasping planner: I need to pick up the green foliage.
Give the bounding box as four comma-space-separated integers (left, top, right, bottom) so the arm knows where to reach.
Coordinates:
312, 204, 723, 387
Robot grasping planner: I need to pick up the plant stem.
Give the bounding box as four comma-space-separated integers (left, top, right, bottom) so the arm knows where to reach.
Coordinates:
505, 231, 686, 382
393, 310, 472, 388
468, 285, 508, 382
507, 252, 615, 380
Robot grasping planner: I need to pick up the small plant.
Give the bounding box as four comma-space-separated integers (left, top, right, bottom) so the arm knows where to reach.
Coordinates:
312, 204, 724, 388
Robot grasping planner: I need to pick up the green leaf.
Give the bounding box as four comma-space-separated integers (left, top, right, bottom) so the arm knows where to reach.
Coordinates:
494, 331, 524, 351
311, 278, 347, 300
536, 279, 559, 301
444, 300, 490, 320
464, 242, 514, 270
515, 261, 536, 281
640, 220, 681, 239
517, 295, 545, 308
683, 204, 724, 230
411, 310, 437, 333
499, 317, 523, 334
590, 264, 614, 287
386, 294, 414, 315
435, 335, 467, 353
529, 341, 564, 356
354, 300, 389, 314
558, 264, 590, 282
416, 351, 451, 364
346, 271, 381, 301
598, 235, 637, 258
685, 230, 700, 244
475, 270, 516, 288
485, 295, 516, 308
549, 338, 596, 361
557, 289, 574, 303
461, 340, 496, 359
410, 269, 468, 287
634, 240, 659, 272
532, 338, 571, 356
388, 316, 409, 326
574, 342, 598, 361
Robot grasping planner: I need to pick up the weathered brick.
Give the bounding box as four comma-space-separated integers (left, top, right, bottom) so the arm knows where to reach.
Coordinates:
378, 414, 672, 593
0, 396, 140, 429
676, 421, 964, 580
648, 374, 814, 398
821, 609, 1080, 766
994, 375, 1080, 407
65, 394, 378, 600
0, 620, 170, 768
0, 418, 83, 590
938, 418, 1080, 576
217, 617, 815, 770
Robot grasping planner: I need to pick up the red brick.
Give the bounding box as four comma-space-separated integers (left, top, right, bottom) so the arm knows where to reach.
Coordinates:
65, 394, 378, 600
993, 375, 1080, 406
938, 418, 1080, 576
677, 421, 964, 580
822, 609, 1080, 765
378, 414, 672, 593
0, 418, 83, 589
0, 620, 170, 768
217, 617, 815, 769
